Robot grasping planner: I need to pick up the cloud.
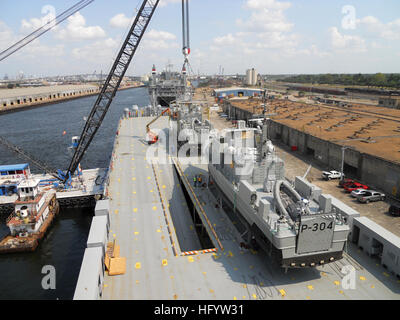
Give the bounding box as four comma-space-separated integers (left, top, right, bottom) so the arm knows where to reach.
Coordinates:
55, 12, 106, 41
0, 20, 64, 61
158, 0, 181, 8
329, 27, 366, 52
146, 29, 177, 41
0, 20, 14, 50
212, 0, 297, 56
213, 33, 236, 46
71, 37, 118, 65
110, 13, 133, 28
357, 16, 400, 40
244, 0, 291, 10
237, 0, 293, 33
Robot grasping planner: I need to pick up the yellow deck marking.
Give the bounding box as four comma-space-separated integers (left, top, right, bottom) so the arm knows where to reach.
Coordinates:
233, 296, 237, 300
162, 185, 166, 189
104, 284, 108, 288
371, 285, 375, 288
162, 259, 168, 266
360, 276, 366, 281
339, 290, 344, 294
307, 285, 314, 290
252, 294, 257, 299
279, 289, 286, 297
150, 189, 154, 193
187, 256, 194, 263
156, 229, 161, 233
117, 178, 121, 182
133, 208, 138, 213
334, 281, 340, 286
147, 176, 151, 180
134, 231, 139, 235
135, 262, 141, 269
114, 209, 119, 214
152, 206, 157, 211
132, 177, 136, 181
131, 158, 135, 161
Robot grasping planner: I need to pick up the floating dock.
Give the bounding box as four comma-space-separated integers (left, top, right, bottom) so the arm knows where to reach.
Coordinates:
91, 115, 400, 300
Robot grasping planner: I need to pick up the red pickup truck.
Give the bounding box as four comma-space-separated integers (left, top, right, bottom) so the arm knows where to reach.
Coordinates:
343, 182, 369, 193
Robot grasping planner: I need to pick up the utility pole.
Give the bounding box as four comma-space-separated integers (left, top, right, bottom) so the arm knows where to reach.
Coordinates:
340, 146, 346, 181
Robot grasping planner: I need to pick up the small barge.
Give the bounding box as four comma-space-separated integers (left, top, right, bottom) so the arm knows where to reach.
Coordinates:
0, 178, 59, 253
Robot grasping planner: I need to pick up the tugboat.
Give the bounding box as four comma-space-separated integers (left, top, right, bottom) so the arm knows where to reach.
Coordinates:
0, 178, 59, 253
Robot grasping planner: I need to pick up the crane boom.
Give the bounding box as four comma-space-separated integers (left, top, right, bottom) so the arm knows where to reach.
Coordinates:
146, 108, 170, 133
64, 0, 159, 183
0, 0, 94, 62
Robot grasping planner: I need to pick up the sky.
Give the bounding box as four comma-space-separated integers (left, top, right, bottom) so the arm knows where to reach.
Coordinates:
0, 0, 400, 78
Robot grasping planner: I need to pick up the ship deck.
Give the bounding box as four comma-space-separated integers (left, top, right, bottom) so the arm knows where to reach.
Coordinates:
102, 116, 400, 300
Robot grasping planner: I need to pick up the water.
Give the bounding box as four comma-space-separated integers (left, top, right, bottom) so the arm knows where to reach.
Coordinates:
0, 87, 150, 299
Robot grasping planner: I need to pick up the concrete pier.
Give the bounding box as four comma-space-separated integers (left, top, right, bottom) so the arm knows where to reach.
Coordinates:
0, 84, 142, 114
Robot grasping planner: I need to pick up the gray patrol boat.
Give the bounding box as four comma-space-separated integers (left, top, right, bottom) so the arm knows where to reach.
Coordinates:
208, 120, 350, 269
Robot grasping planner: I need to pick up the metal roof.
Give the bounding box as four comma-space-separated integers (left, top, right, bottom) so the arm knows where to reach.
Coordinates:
213, 87, 264, 93
0, 164, 29, 171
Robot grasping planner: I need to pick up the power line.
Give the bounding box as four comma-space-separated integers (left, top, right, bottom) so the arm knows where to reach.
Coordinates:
0, 0, 94, 62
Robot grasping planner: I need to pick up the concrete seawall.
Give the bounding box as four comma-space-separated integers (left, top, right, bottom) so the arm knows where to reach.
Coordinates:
0, 84, 145, 115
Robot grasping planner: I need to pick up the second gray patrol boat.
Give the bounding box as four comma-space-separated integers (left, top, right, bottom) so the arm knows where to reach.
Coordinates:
208, 120, 350, 269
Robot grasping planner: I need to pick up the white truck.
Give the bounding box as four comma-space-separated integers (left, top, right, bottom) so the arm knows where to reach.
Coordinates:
322, 170, 344, 180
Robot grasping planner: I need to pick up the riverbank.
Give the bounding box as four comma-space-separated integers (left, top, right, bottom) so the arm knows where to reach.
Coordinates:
0, 84, 146, 115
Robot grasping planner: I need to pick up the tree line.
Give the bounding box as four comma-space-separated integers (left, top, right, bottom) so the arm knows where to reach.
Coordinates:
276, 73, 400, 89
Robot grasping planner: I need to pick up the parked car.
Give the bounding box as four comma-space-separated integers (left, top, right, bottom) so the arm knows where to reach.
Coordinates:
350, 188, 369, 198
344, 182, 369, 193
357, 190, 385, 203
339, 178, 354, 188
389, 204, 400, 217
322, 170, 344, 180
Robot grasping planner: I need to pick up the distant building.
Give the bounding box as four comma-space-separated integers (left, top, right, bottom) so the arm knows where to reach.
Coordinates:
246, 68, 257, 86
378, 96, 400, 109
212, 87, 264, 102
